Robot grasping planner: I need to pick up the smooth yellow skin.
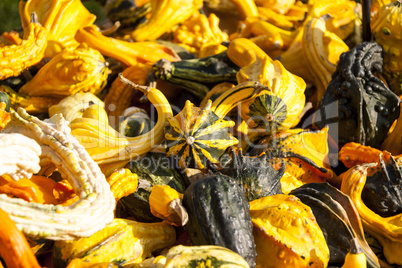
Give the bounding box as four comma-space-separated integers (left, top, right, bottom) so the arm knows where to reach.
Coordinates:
19, 0, 96, 58
54, 218, 176, 266
82, 104, 109, 126
342, 252, 367, 268
70, 78, 173, 165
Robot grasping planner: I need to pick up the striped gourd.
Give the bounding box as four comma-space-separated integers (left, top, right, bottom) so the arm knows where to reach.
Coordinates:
239, 90, 288, 132
164, 100, 238, 170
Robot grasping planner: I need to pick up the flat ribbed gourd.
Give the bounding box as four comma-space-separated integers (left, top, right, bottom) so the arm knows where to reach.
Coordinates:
164, 100, 238, 170
240, 89, 288, 132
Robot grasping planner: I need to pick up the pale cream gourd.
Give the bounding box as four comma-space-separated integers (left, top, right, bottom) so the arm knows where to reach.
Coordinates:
0, 133, 41, 181
0, 108, 115, 240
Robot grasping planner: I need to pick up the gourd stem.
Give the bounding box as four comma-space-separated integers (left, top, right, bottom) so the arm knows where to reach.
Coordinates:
119, 73, 151, 94
99, 21, 121, 35
30, 12, 38, 24
362, 0, 371, 41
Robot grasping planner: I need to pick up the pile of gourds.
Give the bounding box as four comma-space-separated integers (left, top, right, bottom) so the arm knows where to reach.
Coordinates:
0, 0, 402, 267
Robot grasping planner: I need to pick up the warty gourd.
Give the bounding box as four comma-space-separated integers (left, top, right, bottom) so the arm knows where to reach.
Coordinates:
0, 108, 115, 240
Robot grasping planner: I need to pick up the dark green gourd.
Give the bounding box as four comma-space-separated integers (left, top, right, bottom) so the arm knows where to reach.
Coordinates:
152, 51, 240, 100
290, 183, 380, 268
313, 41, 400, 148
219, 149, 284, 201
362, 156, 402, 217
182, 173, 256, 268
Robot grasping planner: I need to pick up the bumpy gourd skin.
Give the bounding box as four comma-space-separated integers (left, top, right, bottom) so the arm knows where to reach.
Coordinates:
0, 21, 47, 80
362, 155, 402, 217
18, 43, 108, 98
219, 149, 284, 201
371, 0, 402, 95
183, 173, 257, 268
314, 41, 400, 149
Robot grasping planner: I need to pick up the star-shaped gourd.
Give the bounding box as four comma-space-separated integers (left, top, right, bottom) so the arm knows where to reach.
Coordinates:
164, 100, 238, 170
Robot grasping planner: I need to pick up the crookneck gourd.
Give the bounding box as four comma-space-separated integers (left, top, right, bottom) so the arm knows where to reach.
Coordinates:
48, 92, 105, 123
307, 0, 360, 40
371, 0, 402, 95
70, 75, 173, 166
230, 17, 297, 52
282, 15, 349, 106
152, 50, 240, 100
0, 85, 60, 115
339, 142, 386, 169
164, 100, 238, 171
313, 41, 401, 149
290, 183, 380, 268
18, 43, 108, 98
218, 148, 285, 201
104, 63, 153, 124
227, 38, 306, 132
0, 174, 77, 205
340, 154, 402, 265
75, 25, 181, 67
249, 194, 330, 268
0, 14, 47, 80
53, 218, 176, 267
182, 173, 257, 268
130, 0, 203, 41
19, 0, 96, 58
256, 5, 304, 31
0, 108, 115, 240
